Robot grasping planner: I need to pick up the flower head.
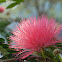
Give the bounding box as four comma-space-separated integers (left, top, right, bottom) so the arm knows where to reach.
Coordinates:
9, 16, 62, 59
0, 6, 5, 13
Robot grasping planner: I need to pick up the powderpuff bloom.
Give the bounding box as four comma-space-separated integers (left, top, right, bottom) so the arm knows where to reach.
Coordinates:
9, 16, 62, 59
0, 6, 5, 13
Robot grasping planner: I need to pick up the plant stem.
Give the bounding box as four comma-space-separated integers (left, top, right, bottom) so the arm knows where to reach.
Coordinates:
41, 49, 46, 60
58, 54, 62, 62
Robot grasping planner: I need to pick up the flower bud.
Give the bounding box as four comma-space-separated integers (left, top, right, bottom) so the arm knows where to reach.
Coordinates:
0, 6, 5, 13
53, 49, 61, 56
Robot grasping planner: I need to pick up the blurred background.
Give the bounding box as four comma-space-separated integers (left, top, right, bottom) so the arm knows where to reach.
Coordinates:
0, 0, 62, 62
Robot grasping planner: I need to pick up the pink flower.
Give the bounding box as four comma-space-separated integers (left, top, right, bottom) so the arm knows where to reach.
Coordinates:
9, 16, 62, 59
0, 6, 5, 13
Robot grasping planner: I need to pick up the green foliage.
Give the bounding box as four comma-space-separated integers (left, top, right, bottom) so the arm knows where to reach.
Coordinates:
13, 0, 24, 3
44, 49, 60, 62
7, 2, 18, 9
55, 42, 62, 50
0, 20, 61, 62
0, 45, 10, 56
0, 0, 6, 3
58, 54, 62, 62
0, 0, 62, 62
0, 19, 18, 60
0, 38, 5, 44
56, 18, 62, 23
0, 20, 11, 33
7, 0, 24, 9
0, 38, 18, 60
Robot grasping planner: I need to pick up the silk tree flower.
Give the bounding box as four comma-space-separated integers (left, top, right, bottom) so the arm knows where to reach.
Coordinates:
9, 16, 62, 59
0, 6, 5, 13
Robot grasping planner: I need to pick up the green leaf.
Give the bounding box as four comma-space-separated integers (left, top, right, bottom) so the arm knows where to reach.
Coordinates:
0, 20, 11, 32
49, 46, 55, 50
56, 45, 62, 47
13, 0, 24, 2
3, 52, 10, 56
44, 50, 54, 58
44, 50, 60, 62
55, 43, 62, 49
0, 46, 7, 53
0, 0, 6, 3
52, 58, 60, 62
56, 43, 62, 45
7, 3, 18, 9
16, 0, 24, 4
0, 38, 5, 44
0, 38, 5, 42
1, 44, 9, 48
58, 54, 62, 62
7, 0, 24, 9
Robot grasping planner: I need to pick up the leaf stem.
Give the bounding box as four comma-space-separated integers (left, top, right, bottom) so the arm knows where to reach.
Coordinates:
41, 49, 46, 60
